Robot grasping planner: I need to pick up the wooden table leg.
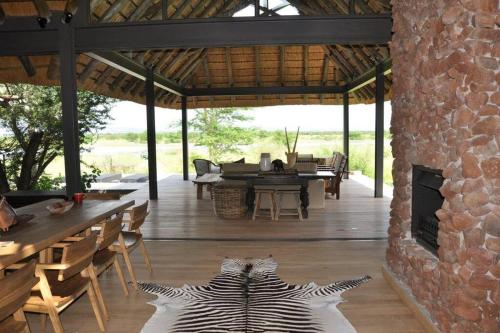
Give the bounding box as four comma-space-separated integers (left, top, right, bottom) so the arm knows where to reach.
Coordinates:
197, 183, 204, 199
300, 185, 309, 219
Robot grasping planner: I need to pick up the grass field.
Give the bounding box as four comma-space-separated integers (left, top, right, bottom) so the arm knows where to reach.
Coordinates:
44, 131, 394, 185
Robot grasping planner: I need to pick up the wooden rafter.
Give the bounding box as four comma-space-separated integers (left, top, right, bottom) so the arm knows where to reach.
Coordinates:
303, 45, 309, 103
225, 47, 234, 87
171, 0, 192, 19
355, 0, 375, 14
279, 46, 285, 86
46, 55, 59, 80
203, 57, 211, 87
33, 0, 51, 25
18, 55, 36, 77
349, 0, 355, 14
0, 3, 6, 25
100, 0, 129, 22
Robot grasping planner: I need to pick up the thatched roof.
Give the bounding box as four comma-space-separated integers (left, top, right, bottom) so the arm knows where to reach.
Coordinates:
0, 0, 392, 109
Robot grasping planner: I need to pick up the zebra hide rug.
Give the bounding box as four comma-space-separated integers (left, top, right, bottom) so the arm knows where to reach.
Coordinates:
138, 258, 371, 333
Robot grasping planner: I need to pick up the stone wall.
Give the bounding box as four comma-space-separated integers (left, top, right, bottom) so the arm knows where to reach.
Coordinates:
387, 0, 499, 332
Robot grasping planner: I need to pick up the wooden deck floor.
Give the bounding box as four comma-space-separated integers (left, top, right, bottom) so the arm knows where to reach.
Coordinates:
21, 177, 426, 332
26, 240, 425, 333
124, 175, 391, 240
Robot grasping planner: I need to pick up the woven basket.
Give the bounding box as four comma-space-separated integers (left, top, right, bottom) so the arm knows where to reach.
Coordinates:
212, 184, 247, 219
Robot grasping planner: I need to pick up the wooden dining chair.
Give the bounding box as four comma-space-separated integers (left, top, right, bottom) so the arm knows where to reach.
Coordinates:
93, 213, 129, 297
0, 261, 38, 333
110, 200, 152, 290
22, 234, 106, 333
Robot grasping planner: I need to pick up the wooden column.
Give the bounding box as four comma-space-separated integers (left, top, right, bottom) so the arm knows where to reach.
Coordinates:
59, 23, 81, 197
343, 92, 349, 179
374, 63, 384, 198
146, 67, 158, 199
181, 96, 189, 181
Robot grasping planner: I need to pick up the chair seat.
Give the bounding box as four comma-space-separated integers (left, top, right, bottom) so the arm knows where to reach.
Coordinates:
26, 272, 90, 309
93, 249, 116, 275
0, 316, 27, 333
112, 231, 142, 250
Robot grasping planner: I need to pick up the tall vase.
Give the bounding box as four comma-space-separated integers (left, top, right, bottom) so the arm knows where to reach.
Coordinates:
286, 152, 298, 168
260, 153, 272, 171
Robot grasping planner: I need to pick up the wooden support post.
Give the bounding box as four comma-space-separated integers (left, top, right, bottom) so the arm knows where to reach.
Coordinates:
146, 67, 158, 199
254, 0, 260, 16
181, 96, 189, 181
374, 63, 384, 198
59, 24, 81, 197
343, 92, 349, 179
162, 0, 168, 20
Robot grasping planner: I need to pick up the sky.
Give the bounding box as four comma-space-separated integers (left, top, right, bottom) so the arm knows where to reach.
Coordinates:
104, 101, 393, 133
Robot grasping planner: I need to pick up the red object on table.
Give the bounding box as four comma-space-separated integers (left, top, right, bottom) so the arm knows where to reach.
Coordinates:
72, 193, 84, 204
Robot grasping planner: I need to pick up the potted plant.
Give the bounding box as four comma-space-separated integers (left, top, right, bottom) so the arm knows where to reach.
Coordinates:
285, 127, 299, 168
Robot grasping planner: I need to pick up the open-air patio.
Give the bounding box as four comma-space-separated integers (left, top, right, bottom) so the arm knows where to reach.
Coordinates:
0, 0, 498, 333
125, 175, 391, 240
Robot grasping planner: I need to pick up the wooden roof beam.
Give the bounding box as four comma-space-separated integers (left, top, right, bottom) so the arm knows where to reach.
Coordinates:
33, 0, 51, 27
226, 47, 234, 87
254, 46, 261, 87
346, 58, 391, 93
279, 46, 285, 86
162, 49, 191, 76
0, 3, 6, 26
313, 0, 337, 14
175, 49, 206, 82
100, 0, 129, 22
46, 55, 59, 80
349, 0, 355, 14
18, 55, 36, 77
321, 55, 329, 86
171, 0, 192, 19
88, 51, 185, 95
185, 85, 344, 97
203, 57, 211, 88
355, 0, 376, 14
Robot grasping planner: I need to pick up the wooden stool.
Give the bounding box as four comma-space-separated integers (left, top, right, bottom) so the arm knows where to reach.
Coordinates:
275, 190, 303, 221
252, 188, 277, 220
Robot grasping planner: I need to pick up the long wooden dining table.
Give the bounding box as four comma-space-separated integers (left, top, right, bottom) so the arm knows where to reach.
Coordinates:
0, 198, 135, 271
221, 171, 336, 218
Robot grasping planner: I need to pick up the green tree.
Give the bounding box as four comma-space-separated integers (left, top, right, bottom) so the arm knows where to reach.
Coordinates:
189, 108, 255, 162
0, 84, 114, 192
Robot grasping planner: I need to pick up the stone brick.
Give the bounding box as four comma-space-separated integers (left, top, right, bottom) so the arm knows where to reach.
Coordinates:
452, 304, 481, 321
467, 247, 494, 272
478, 104, 498, 116
484, 214, 500, 237
469, 273, 496, 290
485, 237, 500, 252
463, 191, 489, 209
452, 213, 479, 231
473, 14, 496, 28
481, 157, 500, 179
463, 228, 485, 248
471, 116, 500, 137
442, 4, 464, 25
462, 153, 482, 178
465, 92, 489, 110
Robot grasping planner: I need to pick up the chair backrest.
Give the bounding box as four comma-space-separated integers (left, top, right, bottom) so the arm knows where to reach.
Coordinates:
296, 162, 317, 173
85, 192, 121, 200
98, 213, 123, 250
333, 153, 344, 172
128, 201, 149, 231
0, 261, 38, 322
193, 159, 210, 177
59, 234, 98, 281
